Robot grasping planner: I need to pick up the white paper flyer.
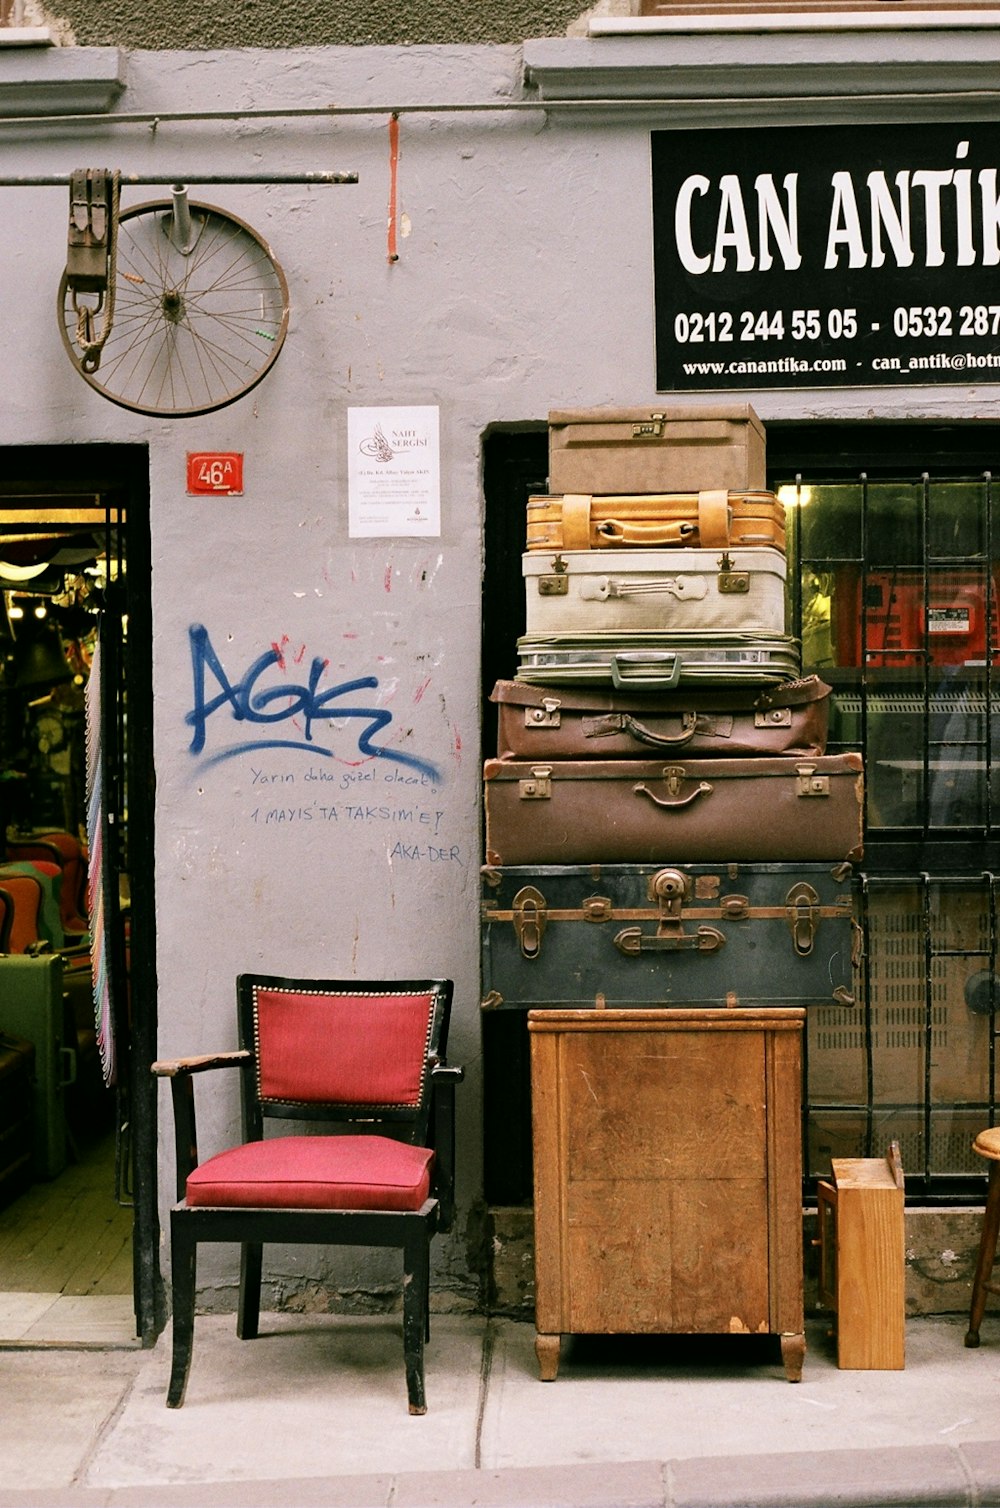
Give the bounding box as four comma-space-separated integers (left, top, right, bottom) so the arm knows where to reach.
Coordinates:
347, 405, 441, 538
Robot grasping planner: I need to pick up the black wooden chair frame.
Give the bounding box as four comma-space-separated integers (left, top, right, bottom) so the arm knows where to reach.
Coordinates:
153, 974, 462, 1414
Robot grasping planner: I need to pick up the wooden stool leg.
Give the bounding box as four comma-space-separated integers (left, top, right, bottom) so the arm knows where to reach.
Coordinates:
966, 1161, 1000, 1348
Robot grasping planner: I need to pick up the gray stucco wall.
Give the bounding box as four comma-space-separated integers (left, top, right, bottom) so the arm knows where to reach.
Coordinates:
3, 29, 1000, 1312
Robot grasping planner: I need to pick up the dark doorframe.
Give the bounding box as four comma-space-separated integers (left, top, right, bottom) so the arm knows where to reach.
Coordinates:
0, 443, 161, 1341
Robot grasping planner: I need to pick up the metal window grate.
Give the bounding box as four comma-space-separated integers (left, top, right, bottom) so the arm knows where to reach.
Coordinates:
778, 455, 999, 1198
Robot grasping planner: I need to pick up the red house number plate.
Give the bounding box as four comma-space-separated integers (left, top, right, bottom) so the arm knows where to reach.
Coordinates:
187, 452, 244, 495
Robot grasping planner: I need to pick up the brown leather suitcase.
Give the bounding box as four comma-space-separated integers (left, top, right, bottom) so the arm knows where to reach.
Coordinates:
526, 490, 785, 553
491, 675, 831, 760
548, 405, 767, 495
483, 752, 864, 867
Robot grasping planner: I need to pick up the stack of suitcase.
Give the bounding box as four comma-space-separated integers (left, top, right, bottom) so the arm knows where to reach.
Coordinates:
481, 405, 863, 1010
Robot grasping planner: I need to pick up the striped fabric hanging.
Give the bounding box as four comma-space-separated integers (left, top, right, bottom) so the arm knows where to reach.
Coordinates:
85, 631, 115, 1085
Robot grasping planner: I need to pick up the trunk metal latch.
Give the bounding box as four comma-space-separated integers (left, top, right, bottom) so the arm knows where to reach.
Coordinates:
786, 881, 820, 956
512, 885, 547, 959
717, 552, 750, 594
538, 555, 569, 595
614, 866, 725, 955
796, 763, 830, 797
525, 697, 562, 729
518, 766, 552, 800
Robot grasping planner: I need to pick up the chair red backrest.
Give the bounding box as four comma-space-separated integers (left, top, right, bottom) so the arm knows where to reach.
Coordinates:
6, 832, 88, 936
237, 975, 449, 1144
0, 873, 44, 954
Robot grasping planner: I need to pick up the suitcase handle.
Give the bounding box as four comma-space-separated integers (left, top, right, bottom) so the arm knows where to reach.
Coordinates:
610, 653, 681, 689
633, 777, 713, 810
614, 924, 725, 955
596, 518, 697, 547
618, 711, 699, 747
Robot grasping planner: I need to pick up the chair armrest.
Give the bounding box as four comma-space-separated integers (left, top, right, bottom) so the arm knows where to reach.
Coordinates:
152, 1050, 252, 1199
152, 1050, 251, 1078
430, 1061, 464, 1233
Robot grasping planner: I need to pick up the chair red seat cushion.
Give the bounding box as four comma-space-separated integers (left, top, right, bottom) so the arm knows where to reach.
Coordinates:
185, 1134, 435, 1211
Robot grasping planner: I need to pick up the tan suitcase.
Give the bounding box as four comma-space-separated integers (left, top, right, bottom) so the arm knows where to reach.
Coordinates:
526, 490, 785, 552
548, 405, 767, 495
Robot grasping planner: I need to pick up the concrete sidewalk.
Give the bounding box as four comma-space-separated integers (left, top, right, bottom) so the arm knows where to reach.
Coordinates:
1, 1311, 999, 1507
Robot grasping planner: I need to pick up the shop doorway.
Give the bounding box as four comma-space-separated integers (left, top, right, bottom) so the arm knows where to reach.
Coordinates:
0, 445, 159, 1345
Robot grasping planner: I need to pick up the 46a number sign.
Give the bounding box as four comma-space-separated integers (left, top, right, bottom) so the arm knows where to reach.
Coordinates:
186, 452, 244, 496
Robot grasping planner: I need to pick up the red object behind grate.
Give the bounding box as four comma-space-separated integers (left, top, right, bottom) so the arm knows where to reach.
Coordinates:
836, 568, 1000, 668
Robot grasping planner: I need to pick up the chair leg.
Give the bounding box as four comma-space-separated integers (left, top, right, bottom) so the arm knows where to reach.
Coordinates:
238, 1242, 263, 1340
402, 1229, 429, 1415
167, 1218, 197, 1408
967, 1162, 1000, 1347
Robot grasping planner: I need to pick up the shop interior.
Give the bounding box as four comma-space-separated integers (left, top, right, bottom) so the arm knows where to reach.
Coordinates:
0, 476, 136, 1342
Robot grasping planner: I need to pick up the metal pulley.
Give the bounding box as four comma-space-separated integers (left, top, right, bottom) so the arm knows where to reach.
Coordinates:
66, 168, 114, 294
65, 167, 120, 373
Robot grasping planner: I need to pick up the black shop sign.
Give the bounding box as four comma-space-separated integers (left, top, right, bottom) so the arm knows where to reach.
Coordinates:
651, 123, 1000, 391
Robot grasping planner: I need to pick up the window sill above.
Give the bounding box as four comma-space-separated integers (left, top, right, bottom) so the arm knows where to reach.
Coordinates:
0, 45, 124, 116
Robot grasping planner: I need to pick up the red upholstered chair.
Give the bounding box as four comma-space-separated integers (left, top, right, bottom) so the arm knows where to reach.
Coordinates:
152, 975, 461, 1414
5, 833, 89, 939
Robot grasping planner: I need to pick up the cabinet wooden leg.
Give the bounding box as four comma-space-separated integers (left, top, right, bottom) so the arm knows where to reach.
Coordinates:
535, 1332, 561, 1380
780, 1331, 806, 1382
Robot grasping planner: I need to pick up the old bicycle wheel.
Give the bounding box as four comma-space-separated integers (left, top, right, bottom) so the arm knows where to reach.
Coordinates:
57, 196, 290, 417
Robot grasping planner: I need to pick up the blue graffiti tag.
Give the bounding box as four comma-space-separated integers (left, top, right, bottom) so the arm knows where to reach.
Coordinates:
185, 624, 441, 782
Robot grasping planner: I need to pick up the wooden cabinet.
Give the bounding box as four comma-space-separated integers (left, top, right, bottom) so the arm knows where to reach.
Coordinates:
528, 1006, 805, 1382
817, 1145, 905, 1370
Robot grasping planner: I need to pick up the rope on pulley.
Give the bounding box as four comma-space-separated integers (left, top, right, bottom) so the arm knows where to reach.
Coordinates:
65, 167, 121, 373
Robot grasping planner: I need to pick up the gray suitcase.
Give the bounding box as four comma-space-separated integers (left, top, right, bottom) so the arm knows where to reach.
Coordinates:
0, 955, 72, 1178
515, 630, 800, 689
522, 546, 787, 636
481, 861, 857, 1009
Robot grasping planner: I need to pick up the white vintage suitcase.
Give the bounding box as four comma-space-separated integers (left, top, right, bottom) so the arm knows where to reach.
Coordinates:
523, 546, 787, 635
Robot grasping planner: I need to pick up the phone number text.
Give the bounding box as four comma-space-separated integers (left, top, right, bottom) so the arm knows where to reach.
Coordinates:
672, 306, 1000, 344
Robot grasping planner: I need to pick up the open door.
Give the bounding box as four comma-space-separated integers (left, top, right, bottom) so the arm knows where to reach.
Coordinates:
0, 445, 160, 1345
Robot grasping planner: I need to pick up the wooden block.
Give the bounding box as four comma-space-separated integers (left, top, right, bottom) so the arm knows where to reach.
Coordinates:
820, 1144, 905, 1370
